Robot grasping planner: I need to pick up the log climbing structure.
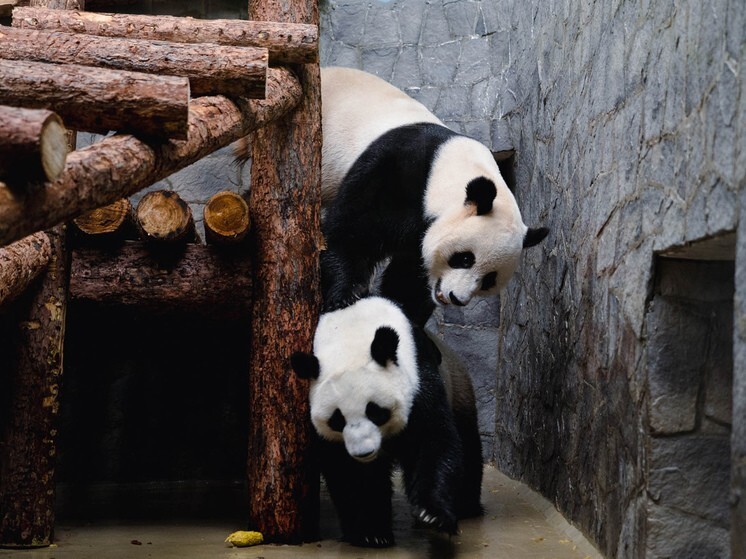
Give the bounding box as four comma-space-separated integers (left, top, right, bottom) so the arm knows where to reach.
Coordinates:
0, 0, 321, 548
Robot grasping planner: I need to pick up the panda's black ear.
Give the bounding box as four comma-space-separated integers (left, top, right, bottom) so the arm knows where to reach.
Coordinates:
290, 351, 320, 380
465, 177, 497, 216
371, 326, 399, 367
523, 227, 550, 248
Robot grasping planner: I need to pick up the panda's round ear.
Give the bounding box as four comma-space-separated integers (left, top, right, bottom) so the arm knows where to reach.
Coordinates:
290, 351, 320, 380
523, 227, 550, 248
465, 177, 497, 216
371, 326, 399, 367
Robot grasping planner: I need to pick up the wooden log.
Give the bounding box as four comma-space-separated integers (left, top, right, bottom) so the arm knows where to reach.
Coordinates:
0, 67, 302, 248
0, 231, 51, 308
245, 0, 322, 545
203, 191, 250, 245
0, 27, 268, 99
0, 59, 189, 139
0, 105, 68, 185
0, 226, 69, 548
72, 198, 132, 237
135, 190, 194, 243
69, 241, 252, 317
12, 7, 318, 65
29, 0, 83, 8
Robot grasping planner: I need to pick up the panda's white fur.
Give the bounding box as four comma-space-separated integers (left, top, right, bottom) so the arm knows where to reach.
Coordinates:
319, 67, 545, 316
320, 66, 442, 205
310, 296, 419, 461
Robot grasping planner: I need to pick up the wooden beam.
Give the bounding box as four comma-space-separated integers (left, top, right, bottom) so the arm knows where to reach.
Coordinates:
245, 0, 322, 546
0, 231, 51, 308
0, 226, 69, 548
0, 105, 69, 185
12, 7, 318, 65
0, 67, 302, 248
69, 241, 252, 317
135, 190, 195, 243
203, 191, 250, 245
0, 27, 268, 99
0, 59, 190, 140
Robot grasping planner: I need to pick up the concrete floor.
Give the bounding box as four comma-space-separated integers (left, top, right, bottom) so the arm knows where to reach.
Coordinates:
0, 467, 602, 558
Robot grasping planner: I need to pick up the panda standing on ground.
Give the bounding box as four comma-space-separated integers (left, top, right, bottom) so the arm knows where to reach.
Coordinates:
291, 296, 483, 548
319, 67, 549, 325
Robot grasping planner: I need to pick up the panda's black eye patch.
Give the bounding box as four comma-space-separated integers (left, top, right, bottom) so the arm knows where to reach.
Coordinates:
328, 409, 346, 432
447, 251, 475, 269
481, 271, 497, 291
365, 402, 391, 426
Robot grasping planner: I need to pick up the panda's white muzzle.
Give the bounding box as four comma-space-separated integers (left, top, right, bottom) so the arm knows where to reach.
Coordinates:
343, 421, 382, 463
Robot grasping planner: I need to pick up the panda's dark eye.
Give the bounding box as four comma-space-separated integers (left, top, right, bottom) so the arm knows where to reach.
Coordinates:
481, 271, 497, 291
447, 251, 475, 269
328, 409, 346, 432
365, 402, 391, 426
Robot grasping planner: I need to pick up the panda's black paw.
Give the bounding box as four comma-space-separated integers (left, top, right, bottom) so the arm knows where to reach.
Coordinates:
413, 506, 458, 535
322, 293, 360, 314
347, 531, 395, 548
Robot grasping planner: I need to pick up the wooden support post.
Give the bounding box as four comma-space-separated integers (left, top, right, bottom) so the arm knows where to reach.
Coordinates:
204, 191, 250, 245
12, 7, 318, 65
0, 67, 302, 248
0, 59, 190, 140
0, 27, 268, 99
245, 0, 322, 545
0, 105, 68, 185
0, 231, 52, 308
0, 226, 69, 548
69, 241, 252, 317
135, 190, 195, 243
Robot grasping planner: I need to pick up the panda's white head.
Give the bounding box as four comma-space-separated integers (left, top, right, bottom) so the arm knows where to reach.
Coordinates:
291, 297, 419, 463
422, 137, 549, 307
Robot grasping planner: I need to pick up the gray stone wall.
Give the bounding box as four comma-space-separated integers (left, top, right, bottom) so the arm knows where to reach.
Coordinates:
495, 0, 744, 557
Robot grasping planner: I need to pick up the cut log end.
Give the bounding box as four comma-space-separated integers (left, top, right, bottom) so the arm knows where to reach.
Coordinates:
40, 115, 68, 182
203, 191, 250, 244
136, 190, 194, 243
73, 198, 132, 235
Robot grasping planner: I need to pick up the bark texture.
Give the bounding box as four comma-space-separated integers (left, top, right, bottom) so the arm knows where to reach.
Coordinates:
203, 191, 250, 245
13, 7, 318, 64
0, 231, 51, 308
69, 241, 252, 317
0, 27, 268, 99
0, 226, 69, 548
0, 67, 302, 248
0, 105, 68, 184
0, 59, 189, 139
245, 0, 322, 545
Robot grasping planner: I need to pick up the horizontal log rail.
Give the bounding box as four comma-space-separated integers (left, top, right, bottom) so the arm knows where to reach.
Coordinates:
69, 241, 252, 317
0, 231, 51, 308
0, 59, 190, 139
12, 7, 318, 65
0, 27, 268, 99
0, 67, 302, 248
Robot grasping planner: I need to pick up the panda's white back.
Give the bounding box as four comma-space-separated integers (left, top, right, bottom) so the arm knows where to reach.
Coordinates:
321, 67, 443, 204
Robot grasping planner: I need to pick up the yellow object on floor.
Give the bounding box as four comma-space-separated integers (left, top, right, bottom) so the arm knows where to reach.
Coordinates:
224, 531, 263, 547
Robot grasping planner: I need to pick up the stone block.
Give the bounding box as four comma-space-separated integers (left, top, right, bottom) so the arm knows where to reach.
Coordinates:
361, 7, 400, 48
419, 43, 460, 86
397, 0, 425, 45
420, 2, 451, 46
391, 46, 422, 89
444, 0, 477, 37
645, 296, 709, 434
646, 501, 730, 559
328, 1, 367, 44
361, 48, 398, 78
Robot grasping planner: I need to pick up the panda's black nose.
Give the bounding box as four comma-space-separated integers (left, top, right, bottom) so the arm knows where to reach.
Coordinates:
449, 292, 466, 306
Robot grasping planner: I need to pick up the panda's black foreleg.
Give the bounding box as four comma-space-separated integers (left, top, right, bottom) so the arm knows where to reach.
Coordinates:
320, 249, 375, 312
454, 409, 484, 518
379, 252, 435, 327
320, 443, 395, 547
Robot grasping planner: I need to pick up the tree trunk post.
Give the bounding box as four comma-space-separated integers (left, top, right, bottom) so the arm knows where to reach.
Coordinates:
245, 0, 322, 544
0, 225, 70, 548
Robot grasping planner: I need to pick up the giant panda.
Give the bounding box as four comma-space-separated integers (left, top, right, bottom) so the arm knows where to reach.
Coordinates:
290, 296, 482, 548
320, 66, 549, 325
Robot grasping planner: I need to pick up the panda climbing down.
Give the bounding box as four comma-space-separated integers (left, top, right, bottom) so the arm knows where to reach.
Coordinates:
291, 296, 482, 548
319, 67, 549, 324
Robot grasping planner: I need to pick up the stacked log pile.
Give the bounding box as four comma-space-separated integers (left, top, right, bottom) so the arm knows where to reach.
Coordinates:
0, 2, 321, 549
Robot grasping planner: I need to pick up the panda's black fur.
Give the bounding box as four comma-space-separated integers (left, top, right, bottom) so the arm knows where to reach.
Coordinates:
291, 297, 482, 548
321, 123, 457, 325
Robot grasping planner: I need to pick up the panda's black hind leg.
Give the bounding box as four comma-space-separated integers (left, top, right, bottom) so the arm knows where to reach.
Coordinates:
455, 409, 484, 518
